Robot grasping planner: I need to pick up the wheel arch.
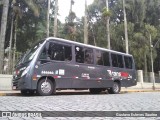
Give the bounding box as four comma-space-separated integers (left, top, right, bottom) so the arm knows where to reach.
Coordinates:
37, 76, 56, 88
114, 80, 121, 86
107, 79, 121, 94
36, 76, 56, 96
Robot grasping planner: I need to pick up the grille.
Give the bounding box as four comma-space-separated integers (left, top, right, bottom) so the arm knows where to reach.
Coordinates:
12, 77, 20, 88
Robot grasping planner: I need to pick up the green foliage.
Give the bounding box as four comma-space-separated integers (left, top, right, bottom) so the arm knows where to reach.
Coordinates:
102, 7, 112, 17
2, 0, 160, 72
68, 12, 76, 23
87, 0, 160, 72
145, 24, 157, 40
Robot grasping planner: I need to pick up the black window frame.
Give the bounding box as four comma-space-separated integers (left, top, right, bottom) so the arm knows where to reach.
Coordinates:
111, 53, 119, 67
95, 50, 104, 66
75, 46, 85, 63
84, 48, 94, 64
124, 56, 133, 69
103, 52, 110, 66
39, 41, 72, 62
117, 54, 124, 68
75, 46, 94, 65
111, 53, 124, 68
95, 50, 110, 66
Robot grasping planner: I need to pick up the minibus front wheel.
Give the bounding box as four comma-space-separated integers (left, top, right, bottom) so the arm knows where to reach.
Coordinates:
37, 78, 55, 96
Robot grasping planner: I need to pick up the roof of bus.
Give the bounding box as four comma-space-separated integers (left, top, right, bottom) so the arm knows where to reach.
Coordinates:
45, 37, 132, 56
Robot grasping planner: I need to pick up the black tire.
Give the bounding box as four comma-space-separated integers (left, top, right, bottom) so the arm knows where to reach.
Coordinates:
108, 82, 121, 94
89, 88, 102, 94
37, 78, 55, 96
21, 90, 35, 96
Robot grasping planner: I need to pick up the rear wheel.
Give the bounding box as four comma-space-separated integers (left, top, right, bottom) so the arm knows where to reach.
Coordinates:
89, 88, 102, 94
108, 82, 121, 94
37, 78, 55, 96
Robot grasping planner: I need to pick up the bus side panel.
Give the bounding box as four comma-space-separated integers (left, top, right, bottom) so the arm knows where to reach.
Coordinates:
55, 78, 74, 88
107, 67, 137, 87
32, 61, 115, 89
70, 62, 114, 88
54, 62, 114, 89
32, 62, 74, 89
120, 69, 137, 87
71, 79, 114, 89
121, 80, 136, 87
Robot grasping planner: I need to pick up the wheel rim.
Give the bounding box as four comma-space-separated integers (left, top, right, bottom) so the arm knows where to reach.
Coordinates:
113, 83, 119, 93
41, 81, 51, 93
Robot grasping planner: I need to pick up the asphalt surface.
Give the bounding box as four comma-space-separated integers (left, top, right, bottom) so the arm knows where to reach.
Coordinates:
0, 92, 160, 120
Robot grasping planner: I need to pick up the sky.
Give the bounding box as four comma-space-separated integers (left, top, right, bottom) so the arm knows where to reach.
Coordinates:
58, 0, 94, 23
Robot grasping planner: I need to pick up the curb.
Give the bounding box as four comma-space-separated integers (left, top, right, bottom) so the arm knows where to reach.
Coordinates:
121, 90, 160, 93
0, 93, 21, 96
0, 91, 21, 96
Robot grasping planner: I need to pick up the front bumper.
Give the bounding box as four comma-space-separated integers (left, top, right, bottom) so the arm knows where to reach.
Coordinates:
12, 76, 31, 90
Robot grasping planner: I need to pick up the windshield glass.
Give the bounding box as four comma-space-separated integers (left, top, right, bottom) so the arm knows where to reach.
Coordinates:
17, 40, 44, 65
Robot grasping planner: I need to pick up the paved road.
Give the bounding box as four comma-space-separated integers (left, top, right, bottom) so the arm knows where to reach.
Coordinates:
0, 92, 160, 120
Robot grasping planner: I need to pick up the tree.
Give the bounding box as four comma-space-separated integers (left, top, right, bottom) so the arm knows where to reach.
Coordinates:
123, 0, 129, 54
84, 0, 88, 44
62, 0, 77, 41
1, 0, 160, 75
12, 18, 17, 72
54, 0, 58, 37
8, 11, 14, 74
102, 0, 111, 49
47, 0, 50, 37
0, 0, 9, 74
24, 0, 39, 17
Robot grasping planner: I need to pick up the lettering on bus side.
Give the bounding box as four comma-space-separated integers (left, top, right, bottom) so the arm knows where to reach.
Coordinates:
107, 70, 132, 80
81, 73, 90, 79
41, 69, 65, 76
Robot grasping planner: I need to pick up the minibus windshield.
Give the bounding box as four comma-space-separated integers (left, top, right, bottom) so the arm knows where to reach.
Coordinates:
17, 40, 44, 65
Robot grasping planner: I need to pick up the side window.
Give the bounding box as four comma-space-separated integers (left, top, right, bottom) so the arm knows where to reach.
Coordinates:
111, 54, 118, 67
124, 56, 133, 69
96, 50, 110, 66
39, 46, 47, 59
48, 43, 72, 61
103, 52, 110, 66
111, 54, 124, 68
96, 50, 103, 65
75, 46, 84, 63
64, 46, 72, 61
84, 48, 94, 64
117, 55, 124, 68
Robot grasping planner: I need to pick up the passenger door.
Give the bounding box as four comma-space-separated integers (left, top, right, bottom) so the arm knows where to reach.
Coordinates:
37, 41, 74, 88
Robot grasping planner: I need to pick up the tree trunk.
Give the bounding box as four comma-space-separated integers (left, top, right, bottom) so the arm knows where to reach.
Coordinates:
123, 0, 129, 54
12, 20, 17, 72
144, 52, 148, 82
106, 0, 110, 49
54, 0, 58, 37
70, 0, 73, 13
91, 25, 97, 46
106, 17, 110, 49
0, 0, 9, 74
84, 0, 88, 44
8, 16, 14, 74
47, 0, 50, 37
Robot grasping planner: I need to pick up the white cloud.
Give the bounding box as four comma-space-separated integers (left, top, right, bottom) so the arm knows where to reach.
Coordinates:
58, 0, 94, 23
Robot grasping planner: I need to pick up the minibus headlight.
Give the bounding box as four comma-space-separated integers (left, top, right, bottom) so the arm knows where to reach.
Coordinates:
21, 66, 30, 77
